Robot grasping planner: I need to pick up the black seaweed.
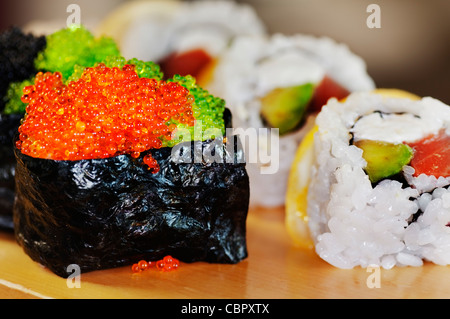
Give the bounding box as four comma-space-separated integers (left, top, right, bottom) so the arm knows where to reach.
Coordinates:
13, 132, 249, 278
0, 26, 46, 111
0, 113, 22, 230
0, 27, 46, 228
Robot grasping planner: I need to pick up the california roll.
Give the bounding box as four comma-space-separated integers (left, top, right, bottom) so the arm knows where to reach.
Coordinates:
286, 90, 450, 268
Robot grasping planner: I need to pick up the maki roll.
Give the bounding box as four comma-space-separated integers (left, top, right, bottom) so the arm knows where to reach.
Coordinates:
96, 0, 183, 62
207, 34, 375, 207
13, 57, 249, 277
97, 0, 266, 84
0, 25, 120, 230
286, 90, 450, 268
0, 27, 46, 229
158, 0, 266, 83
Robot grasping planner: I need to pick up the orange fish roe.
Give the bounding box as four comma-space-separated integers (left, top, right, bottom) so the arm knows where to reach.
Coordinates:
131, 255, 180, 273
16, 64, 195, 172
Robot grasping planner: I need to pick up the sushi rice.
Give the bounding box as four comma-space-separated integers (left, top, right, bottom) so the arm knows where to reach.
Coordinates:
97, 0, 265, 64
208, 33, 375, 207
296, 91, 450, 269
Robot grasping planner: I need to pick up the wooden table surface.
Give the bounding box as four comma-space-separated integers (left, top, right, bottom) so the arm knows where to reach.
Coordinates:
1, 206, 450, 299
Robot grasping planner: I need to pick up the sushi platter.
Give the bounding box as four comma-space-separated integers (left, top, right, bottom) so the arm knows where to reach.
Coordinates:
1, 0, 450, 300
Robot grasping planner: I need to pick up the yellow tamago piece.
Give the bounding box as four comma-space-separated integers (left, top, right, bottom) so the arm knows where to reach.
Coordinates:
285, 125, 317, 249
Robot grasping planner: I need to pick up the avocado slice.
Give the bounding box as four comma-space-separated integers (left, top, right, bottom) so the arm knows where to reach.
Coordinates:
260, 83, 314, 135
354, 139, 414, 183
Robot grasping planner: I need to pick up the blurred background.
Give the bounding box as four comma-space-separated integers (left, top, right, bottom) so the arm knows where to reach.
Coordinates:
1, 0, 450, 104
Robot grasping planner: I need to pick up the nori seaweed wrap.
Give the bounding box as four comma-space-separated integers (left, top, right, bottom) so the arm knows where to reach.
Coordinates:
13, 58, 249, 277
0, 113, 23, 229
0, 25, 120, 230
0, 27, 46, 229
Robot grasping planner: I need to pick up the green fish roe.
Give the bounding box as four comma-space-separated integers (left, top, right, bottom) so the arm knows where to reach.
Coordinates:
34, 25, 120, 80
167, 74, 225, 147
3, 79, 34, 114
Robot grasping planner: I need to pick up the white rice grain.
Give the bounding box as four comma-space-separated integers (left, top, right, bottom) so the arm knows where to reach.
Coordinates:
307, 92, 450, 268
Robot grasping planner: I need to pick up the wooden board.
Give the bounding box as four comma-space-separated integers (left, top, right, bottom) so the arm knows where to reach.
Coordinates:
1, 206, 450, 299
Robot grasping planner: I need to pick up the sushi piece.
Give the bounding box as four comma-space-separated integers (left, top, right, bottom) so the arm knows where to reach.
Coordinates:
158, 0, 266, 83
96, 0, 183, 62
13, 58, 249, 277
96, 0, 266, 85
207, 33, 375, 207
0, 25, 120, 230
286, 90, 450, 268
0, 27, 46, 229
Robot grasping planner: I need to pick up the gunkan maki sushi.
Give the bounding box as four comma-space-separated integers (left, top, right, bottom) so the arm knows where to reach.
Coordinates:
0, 25, 120, 230
13, 57, 249, 277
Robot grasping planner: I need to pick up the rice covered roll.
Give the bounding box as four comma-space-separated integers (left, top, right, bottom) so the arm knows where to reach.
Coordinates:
286, 90, 450, 268
97, 0, 265, 84
13, 57, 249, 277
158, 0, 265, 82
208, 34, 375, 207
96, 0, 182, 62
